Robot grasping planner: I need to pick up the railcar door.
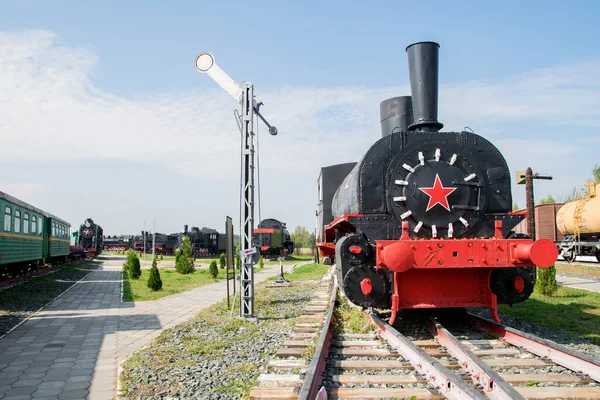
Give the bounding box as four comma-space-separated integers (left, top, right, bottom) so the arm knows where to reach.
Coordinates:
42, 217, 50, 259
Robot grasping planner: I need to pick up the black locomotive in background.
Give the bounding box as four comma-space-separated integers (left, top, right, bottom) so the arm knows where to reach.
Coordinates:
77, 218, 103, 258
317, 42, 557, 323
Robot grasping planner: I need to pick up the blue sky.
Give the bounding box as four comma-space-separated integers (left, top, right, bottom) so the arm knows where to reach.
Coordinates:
1, 1, 599, 236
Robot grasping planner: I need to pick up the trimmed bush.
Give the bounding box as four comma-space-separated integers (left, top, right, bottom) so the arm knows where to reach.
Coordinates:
160, 254, 163, 261
209, 260, 219, 279
123, 250, 137, 274
235, 253, 240, 270
147, 257, 162, 291
259, 255, 264, 269
130, 254, 142, 279
536, 265, 557, 296
175, 250, 181, 265
219, 253, 226, 269
176, 237, 195, 274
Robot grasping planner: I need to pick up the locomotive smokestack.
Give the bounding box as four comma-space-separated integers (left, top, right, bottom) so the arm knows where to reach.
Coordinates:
379, 96, 413, 137
183, 225, 188, 234
406, 42, 444, 132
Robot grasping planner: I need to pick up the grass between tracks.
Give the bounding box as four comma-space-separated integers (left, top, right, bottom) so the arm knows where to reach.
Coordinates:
334, 292, 376, 334
119, 262, 330, 399
499, 286, 600, 345
122, 269, 225, 302
0, 262, 96, 335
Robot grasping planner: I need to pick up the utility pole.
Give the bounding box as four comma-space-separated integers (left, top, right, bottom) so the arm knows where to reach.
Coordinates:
152, 220, 156, 260
517, 168, 553, 240
195, 52, 278, 319
143, 220, 147, 261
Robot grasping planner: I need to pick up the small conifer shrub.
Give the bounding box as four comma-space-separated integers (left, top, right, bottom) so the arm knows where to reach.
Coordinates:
147, 257, 163, 291
535, 265, 557, 296
235, 253, 241, 270
219, 253, 226, 269
123, 250, 137, 274
176, 237, 195, 274
130, 254, 142, 279
259, 255, 264, 269
209, 260, 219, 279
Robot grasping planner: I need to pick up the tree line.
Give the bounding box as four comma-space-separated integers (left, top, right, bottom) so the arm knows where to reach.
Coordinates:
291, 226, 316, 248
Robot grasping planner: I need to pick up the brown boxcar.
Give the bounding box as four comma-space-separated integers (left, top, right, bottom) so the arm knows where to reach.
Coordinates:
513, 203, 564, 241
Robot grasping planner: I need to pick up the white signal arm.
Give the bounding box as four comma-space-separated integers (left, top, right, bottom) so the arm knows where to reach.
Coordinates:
195, 53, 243, 104
195, 52, 278, 136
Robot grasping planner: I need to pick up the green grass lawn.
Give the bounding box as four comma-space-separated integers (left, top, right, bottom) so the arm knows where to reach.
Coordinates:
122, 268, 224, 302
555, 262, 600, 279
499, 286, 600, 345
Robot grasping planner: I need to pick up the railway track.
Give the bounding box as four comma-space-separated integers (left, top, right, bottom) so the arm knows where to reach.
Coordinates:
249, 272, 600, 399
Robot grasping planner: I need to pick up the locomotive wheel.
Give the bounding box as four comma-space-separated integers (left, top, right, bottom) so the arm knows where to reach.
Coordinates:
563, 248, 576, 263
342, 265, 391, 309
490, 267, 535, 306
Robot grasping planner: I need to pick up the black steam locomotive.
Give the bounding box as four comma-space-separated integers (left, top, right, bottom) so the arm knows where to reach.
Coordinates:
317, 42, 557, 323
78, 218, 103, 258
183, 226, 226, 257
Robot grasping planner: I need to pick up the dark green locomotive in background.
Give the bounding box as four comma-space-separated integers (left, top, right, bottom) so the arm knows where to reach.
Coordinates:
0, 191, 71, 276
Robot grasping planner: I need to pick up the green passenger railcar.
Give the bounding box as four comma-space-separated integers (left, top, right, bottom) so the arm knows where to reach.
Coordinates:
0, 191, 71, 275
46, 215, 71, 259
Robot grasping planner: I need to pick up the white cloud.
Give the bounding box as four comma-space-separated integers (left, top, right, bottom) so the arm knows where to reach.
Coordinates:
0, 29, 598, 232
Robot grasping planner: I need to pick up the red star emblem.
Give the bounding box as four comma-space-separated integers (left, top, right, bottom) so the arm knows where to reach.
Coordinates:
419, 174, 457, 212
84, 229, 91, 236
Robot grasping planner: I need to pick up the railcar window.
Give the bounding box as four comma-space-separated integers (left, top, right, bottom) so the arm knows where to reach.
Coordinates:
24, 213, 29, 234
32, 216, 37, 235
4, 207, 11, 232
53, 222, 56, 237
14, 210, 21, 233
38, 218, 43, 235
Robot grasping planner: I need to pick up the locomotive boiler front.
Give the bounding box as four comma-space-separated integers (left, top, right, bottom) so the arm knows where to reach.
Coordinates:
328, 41, 558, 323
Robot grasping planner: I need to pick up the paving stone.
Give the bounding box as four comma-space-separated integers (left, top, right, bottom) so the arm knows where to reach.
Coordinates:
69, 368, 94, 377
29, 360, 54, 367
0, 377, 19, 386
0, 384, 13, 396
65, 375, 92, 383
12, 378, 42, 387
38, 381, 67, 391
62, 381, 91, 390
58, 389, 89, 399
21, 372, 46, 380
4, 385, 38, 395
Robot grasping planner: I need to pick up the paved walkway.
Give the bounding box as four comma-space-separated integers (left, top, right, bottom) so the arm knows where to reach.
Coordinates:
556, 273, 600, 293
0, 255, 296, 400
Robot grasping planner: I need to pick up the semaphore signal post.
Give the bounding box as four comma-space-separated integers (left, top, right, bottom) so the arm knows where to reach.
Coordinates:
195, 53, 278, 319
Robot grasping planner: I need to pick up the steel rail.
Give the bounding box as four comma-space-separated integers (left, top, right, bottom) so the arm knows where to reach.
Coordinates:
369, 312, 486, 400
297, 273, 337, 400
422, 314, 524, 400
464, 312, 600, 382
